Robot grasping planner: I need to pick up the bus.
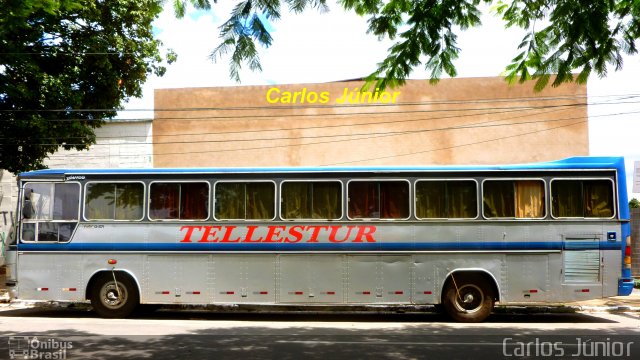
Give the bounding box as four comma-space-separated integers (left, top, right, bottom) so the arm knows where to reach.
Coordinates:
3, 156, 635, 322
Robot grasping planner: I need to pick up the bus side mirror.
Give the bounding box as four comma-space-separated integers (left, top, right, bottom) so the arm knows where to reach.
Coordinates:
22, 200, 34, 219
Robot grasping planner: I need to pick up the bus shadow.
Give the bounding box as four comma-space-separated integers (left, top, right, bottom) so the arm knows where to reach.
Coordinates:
0, 305, 618, 324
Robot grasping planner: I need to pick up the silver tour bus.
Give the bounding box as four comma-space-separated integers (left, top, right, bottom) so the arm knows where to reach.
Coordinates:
4, 156, 635, 322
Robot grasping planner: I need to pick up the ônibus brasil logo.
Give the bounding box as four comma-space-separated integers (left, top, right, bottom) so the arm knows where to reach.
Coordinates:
8, 336, 73, 359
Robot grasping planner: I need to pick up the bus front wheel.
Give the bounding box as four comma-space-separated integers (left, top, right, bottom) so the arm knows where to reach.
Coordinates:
442, 274, 494, 323
90, 272, 139, 318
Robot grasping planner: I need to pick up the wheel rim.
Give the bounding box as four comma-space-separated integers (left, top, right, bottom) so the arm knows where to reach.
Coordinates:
100, 282, 128, 310
452, 284, 484, 314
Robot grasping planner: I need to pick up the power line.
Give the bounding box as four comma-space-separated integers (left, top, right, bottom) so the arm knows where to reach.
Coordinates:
6, 93, 633, 141
3, 106, 585, 147
0, 99, 604, 125
323, 121, 587, 166
0, 105, 560, 141
3, 96, 638, 124
0, 91, 629, 114
43, 107, 635, 160
16, 116, 588, 147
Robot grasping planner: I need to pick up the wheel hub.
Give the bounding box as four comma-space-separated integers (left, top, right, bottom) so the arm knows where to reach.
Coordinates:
454, 284, 484, 313
101, 283, 126, 308
106, 290, 119, 303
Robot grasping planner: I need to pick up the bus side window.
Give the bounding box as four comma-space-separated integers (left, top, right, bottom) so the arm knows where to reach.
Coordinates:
21, 182, 80, 242
215, 182, 275, 220
551, 179, 614, 218
415, 180, 477, 219
21, 223, 35, 241
584, 181, 614, 217
348, 181, 409, 220
149, 182, 209, 220
483, 179, 544, 219
85, 182, 144, 221
281, 181, 342, 220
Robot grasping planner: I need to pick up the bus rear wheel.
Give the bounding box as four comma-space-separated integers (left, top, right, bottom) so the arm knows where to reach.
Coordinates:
443, 274, 494, 323
90, 273, 139, 318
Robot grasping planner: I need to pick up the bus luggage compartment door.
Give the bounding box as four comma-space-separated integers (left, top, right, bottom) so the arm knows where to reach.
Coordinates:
145, 255, 209, 304
279, 255, 344, 303
212, 255, 276, 304
347, 255, 411, 304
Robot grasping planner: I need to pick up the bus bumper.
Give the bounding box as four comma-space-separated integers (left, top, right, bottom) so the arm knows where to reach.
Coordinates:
618, 278, 635, 296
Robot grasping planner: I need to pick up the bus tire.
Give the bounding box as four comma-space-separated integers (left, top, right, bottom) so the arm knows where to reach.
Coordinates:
442, 274, 494, 323
90, 272, 139, 318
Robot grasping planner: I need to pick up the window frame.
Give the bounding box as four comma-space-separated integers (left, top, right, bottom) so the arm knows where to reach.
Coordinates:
414, 178, 479, 220
213, 180, 277, 221
549, 177, 617, 220
20, 181, 81, 243
148, 180, 211, 221
278, 180, 344, 221
83, 181, 146, 222
481, 178, 547, 220
346, 179, 412, 221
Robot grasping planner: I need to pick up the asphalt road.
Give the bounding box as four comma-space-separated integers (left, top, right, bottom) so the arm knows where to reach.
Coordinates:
0, 306, 638, 360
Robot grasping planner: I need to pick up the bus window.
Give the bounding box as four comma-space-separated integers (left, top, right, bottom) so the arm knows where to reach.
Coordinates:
415, 180, 477, 219
85, 182, 144, 221
281, 181, 341, 220
21, 182, 80, 242
149, 182, 209, 220
551, 179, 614, 218
215, 182, 275, 220
348, 181, 409, 219
483, 180, 545, 219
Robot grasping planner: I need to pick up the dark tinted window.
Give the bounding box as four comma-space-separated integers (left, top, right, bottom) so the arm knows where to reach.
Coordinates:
348, 181, 409, 219
149, 182, 209, 220
215, 182, 275, 220
416, 180, 477, 219
281, 182, 341, 220
552, 180, 614, 218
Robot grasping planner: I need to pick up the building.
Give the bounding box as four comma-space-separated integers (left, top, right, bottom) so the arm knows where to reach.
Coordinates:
0, 118, 153, 255
153, 77, 588, 168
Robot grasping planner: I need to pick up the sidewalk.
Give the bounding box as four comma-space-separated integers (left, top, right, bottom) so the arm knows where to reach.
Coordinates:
495, 288, 640, 313
570, 288, 640, 311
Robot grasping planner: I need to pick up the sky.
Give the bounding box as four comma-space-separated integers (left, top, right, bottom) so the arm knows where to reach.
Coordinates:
120, 1, 640, 199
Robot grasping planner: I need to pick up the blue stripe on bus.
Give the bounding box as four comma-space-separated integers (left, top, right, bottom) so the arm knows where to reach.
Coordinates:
18, 156, 626, 177
16, 241, 622, 252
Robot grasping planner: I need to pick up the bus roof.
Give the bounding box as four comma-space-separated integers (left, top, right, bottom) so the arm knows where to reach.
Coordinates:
18, 156, 626, 178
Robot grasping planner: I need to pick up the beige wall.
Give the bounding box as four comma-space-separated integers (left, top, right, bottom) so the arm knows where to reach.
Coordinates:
153, 77, 587, 167
44, 120, 153, 169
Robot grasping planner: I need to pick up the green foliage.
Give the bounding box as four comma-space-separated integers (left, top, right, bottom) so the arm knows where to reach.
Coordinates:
0, 0, 173, 173
178, 0, 329, 83
630, 198, 640, 209
354, 0, 484, 90
497, 0, 639, 91
187, 0, 640, 91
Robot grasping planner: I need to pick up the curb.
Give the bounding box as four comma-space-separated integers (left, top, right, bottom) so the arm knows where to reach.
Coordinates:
494, 304, 640, 314
576, 305, 640, 313
1, 300, 639, 314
